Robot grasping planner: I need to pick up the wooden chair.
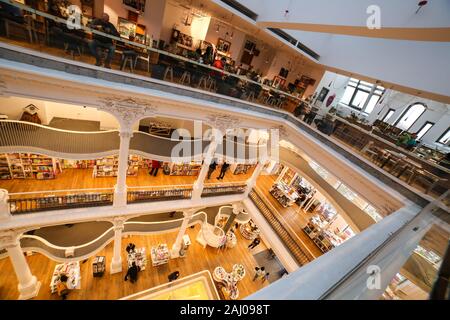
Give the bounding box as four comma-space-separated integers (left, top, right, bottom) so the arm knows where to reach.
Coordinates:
408, 169, 447, 194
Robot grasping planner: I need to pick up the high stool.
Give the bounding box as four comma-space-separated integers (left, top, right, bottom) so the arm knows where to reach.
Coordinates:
207, 77, 217, 92
163, 66, 174, 82
179, 70, 191, 86
246, 91, 255, 102
120, 51, 138, 73
197, 75, 209, 90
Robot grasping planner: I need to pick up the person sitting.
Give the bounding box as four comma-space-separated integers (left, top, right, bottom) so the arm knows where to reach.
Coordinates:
316, 114, 335, 135
405, 133, 418, 151
88, 13, 120, 68
56, 274, 70, 300
396, 132, 417, 150
211, 57, 226, 79
124, 262, 140, 283
168, 271, 180, 282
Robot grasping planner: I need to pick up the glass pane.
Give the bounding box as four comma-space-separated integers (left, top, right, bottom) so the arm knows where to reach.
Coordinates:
383, 110, 395, 122
340, 86, 355, 105
438, 129, 450, 144
337, 184, 368, 209
395, 104, 426, 131
364, 204, 383, 222
416, 123, 433, 139
364, 95, 381, 114
351, 90, 369, 109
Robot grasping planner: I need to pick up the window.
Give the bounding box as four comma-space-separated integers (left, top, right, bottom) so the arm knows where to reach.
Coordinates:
382, 109, 395, 122
437, 127, 450, 145
340, 78, 384, 113
394, 103, 426, 131
416, 122, 434, 140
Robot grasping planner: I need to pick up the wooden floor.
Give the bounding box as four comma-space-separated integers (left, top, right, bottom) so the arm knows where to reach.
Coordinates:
0, 167, 253, 195
0, 224, 271, 300
256, 175, 323, 259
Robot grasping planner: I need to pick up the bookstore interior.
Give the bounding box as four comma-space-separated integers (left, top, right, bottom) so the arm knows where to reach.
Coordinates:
269, 164, 356, 253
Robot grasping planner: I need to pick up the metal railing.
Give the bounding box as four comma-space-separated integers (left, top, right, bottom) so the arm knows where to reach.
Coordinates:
127, 185, 193, 203
9, 188, 114, 214
201, 182, 247, 197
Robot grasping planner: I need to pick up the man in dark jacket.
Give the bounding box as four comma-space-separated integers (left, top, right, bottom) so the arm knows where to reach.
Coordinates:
88, 13, 120, 68
217, 162, 230, 180
207, 160, 217, 179
124, 262, 140, 283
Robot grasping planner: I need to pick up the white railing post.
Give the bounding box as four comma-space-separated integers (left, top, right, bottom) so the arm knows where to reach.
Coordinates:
192, 136, 220, 201
1, 231, 41, 299
244, 158, 268, 197
0, 189, 11, 221
171, 209, 195, 258
114, 130, 132, 208
110, 217, 126, 274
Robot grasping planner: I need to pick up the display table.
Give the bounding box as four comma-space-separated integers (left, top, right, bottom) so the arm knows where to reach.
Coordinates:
50, 262, 81, 293
128, 247, 148, 270
150, 244, 170, 266
92, 256, 105, 277
239, 220, 260, 240
213, 264, 245, 300
270, 183, 299, 207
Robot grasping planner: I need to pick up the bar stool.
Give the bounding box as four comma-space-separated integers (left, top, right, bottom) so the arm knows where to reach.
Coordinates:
120, 52, 138, 73
197, 75, 209, 90
179, 70, 191, 86
245, 90, 255, 102
163, 65, 174, 82
207, 77, 217, 92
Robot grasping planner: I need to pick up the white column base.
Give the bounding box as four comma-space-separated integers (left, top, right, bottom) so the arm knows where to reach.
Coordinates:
113, 184, 128, 208
191, 184, 203, 201
110, 257, 122, 274
18, 276, 41, 300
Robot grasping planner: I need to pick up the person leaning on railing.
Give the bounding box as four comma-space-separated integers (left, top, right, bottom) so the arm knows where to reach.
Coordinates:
87, 13, 120, 68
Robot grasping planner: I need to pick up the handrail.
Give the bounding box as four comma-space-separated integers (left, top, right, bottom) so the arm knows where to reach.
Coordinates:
0, 0, 303, 105
9, 187, 115, 196
127, 184, 193, 189
0, 119, 117, 134
318, 190, 449, 299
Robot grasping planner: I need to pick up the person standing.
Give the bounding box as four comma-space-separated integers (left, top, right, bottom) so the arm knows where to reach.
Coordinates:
217, 162, 230, 180
248, 237, 261, 249
262, 272, 270, 283
150, 160, 160, 176
253, 267, 265, 281
207, 160, 218, 179
168, 271, 180, 282
124, 262, 140, 283
56, 274, 70, 300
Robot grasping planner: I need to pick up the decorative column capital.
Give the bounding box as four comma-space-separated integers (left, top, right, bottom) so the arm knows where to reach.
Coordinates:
112, 217, 126, 231
97, 96, 158, 130
0, 230, 20, 249
183, 208, 198, 218
205, 113, 242, 136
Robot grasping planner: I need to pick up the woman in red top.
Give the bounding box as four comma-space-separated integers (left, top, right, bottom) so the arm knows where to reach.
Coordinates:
150, 160, 160, 176
211, 57, 226, 78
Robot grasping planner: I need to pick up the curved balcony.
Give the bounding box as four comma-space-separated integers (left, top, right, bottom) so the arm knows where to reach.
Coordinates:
0, 120, 120, 159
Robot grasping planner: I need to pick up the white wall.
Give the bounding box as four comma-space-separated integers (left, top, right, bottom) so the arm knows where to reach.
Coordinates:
204, 18, 245, 62
0, 96, 48, 123
103, 0, 166, 40
312, 71, 350, 117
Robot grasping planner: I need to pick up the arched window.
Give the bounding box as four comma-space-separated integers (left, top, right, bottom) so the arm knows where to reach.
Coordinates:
394, 103, 426, 131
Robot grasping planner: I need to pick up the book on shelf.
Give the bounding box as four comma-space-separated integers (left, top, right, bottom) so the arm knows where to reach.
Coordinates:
1, 153, 58, 180
169, 162, 202, 176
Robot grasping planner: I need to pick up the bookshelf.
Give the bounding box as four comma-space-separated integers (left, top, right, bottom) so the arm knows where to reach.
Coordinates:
92, 256, 106, 277
0, 154, 11, 180
169, 162, 202, 176
61, 159, 95, 169
93, 155, 142, 177
0, 153, 58, 180
150, 244, 170, 266
231, 163, 255, 175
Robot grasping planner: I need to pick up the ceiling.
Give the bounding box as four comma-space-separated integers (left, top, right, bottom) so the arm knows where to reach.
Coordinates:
210, 0, 450, 104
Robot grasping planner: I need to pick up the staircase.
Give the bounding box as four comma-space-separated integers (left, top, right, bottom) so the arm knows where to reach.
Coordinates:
249, 189, 310, 266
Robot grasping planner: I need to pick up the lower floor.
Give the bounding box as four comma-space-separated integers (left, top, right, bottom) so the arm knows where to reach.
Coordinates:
0, 224, 286, 300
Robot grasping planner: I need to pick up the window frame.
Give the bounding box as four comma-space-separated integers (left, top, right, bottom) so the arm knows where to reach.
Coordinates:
415, 121, 435, 140
394, 102, 427, 132
340, 79, 384, 113
381, 108, 395, 122
436, 127, 450, 145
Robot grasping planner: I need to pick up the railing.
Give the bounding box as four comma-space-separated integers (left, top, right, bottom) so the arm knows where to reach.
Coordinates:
127, 185, 193, 203
8, 188, 114, 214
0, 0, 303, 111
201, 182, 247, 197
249, 189, 311, 266
0, 120, 120, 156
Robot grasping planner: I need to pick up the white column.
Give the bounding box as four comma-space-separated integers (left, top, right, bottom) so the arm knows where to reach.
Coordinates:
114, 130, 132, 208
171, 210, 194, 258
247, 199, 439, 300
304, 195, 317, 211
0, 189, 11, 221
110, 218, 125, 274
2, 233, 41, 299
243, 160, 267, 197
275, 166, 289, 184
192, 137, 220, 200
